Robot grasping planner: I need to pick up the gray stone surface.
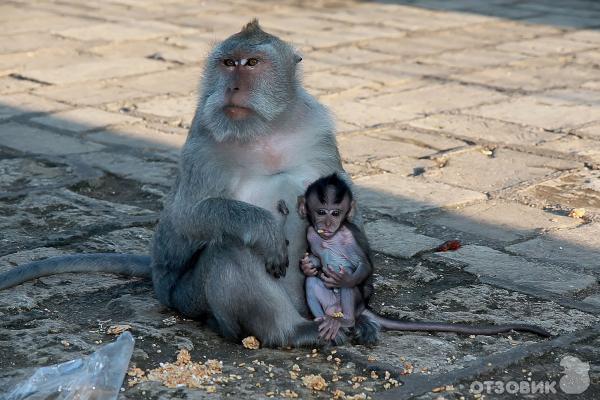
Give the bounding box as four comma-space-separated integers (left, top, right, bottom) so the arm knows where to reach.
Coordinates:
365, 220, 440, 258
423, 148, 578, 192
423, 200, 582, 243
430, 245, 597, 294
1, 1, 600, 399
31, 107, 140, 133
355, 173, 487, 215
506, 224, 600, 272
0, 122, 105, 155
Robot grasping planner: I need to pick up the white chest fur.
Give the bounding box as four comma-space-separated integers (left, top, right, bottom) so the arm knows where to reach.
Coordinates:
225, 132, 323, 212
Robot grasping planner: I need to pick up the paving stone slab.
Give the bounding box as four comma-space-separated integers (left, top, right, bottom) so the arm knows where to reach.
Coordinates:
86, 123, 186, 151
133, 95, 196, 124
54, 20, 196, 42
0, 122, 105, 155
469, 95, 599, 131
457, 64, 598, 91
365, 219, 440, 258
117, 66, 202, 95
430, 245, 597, 294
0, 48, 98, 76
31, 107, 140, 133
77, 151, 177, 186
496, 37, 598, 56
368, 127, 466, 152
422, 200, 582, 243
0, 158, 74, 193
34, 81, 155, 106
537, 136, 600, 164
0, 93, 69, 120
338, 135, 435, 163
408, 113, 557, 146
372, 156, 437, 176
0, 188, 155, 254
0, 76, 41, 94
416, 48, 531, 70
0, 32, 79, 54
506, 224, 600, 272
21, 58, 169, 85
577, 123, 600, 140
324, 99, 416, 127
583, 294, 600, 307
516, 169, 600, 213
423, 148, 578, 192
362, 83, 509, 116
354, 173, 486, 216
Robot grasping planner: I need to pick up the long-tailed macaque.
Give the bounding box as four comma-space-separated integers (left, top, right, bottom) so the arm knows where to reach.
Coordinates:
298, 174, 551, 342
0, 21, 550, 346
0, 20, 347, 347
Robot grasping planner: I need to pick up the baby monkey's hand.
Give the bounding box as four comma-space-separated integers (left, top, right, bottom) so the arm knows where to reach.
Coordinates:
300, 253, 319, 277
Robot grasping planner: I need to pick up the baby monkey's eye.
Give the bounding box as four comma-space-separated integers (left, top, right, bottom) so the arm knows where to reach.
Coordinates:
223, 59, 235, 67
317, 210, 327, 216
246, 58, 259, 66
332, 210, 340, 217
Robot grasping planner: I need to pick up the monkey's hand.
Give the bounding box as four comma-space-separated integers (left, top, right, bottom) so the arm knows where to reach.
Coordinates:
322, 266, 355, 288
300, 253, 319, 277
317, 316, 342, 341
256, 217, 289, 278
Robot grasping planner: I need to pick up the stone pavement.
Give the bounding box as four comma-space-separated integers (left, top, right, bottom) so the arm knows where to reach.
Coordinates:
0, 0, 599, 398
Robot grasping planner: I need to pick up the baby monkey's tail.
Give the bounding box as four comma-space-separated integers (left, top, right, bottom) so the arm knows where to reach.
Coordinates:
361, 309, 551, 338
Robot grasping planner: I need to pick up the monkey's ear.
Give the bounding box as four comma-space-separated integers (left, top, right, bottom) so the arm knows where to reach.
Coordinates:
347, 200, 357, 222
294, 54, 303, 64
297, 196, 307, 219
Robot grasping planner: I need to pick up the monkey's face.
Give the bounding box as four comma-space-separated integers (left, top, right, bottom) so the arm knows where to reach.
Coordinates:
306, 187, 351, 240
200, 30, 300, 142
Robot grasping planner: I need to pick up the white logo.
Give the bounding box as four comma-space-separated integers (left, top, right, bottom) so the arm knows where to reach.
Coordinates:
469, 356, 591, 396
559, 356, 590, 394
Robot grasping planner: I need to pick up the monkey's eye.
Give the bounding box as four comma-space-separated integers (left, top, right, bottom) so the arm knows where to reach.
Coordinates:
246, 58, 259, 66
332, 210, 340, 217
317, 209, 327, 216
223, 59, 235, 67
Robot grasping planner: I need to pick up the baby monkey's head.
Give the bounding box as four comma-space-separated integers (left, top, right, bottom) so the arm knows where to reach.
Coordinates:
298, 174, 356, 239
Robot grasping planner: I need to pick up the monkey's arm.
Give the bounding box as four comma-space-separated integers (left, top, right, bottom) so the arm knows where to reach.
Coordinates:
174, 197, 288, 276
322, 259, 371, 289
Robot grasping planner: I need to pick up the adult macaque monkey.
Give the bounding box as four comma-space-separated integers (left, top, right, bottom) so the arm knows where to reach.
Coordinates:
298, 174, 551, 342
0, 20, 347, 347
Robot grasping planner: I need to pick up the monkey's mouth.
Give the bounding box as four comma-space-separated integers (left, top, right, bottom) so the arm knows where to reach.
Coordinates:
316, 229, 333, 238
224, 105, 253, 120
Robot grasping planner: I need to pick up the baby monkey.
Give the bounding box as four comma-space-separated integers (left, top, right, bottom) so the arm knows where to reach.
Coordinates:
298, 174, 373, 341
294, 174, 551, 343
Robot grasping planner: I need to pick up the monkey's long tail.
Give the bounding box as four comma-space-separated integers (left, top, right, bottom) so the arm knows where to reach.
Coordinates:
0, 253, 151, 290
362, 310, 551, 338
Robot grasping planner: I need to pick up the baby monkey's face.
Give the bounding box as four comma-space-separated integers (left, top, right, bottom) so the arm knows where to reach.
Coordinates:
307, 186, 351, 239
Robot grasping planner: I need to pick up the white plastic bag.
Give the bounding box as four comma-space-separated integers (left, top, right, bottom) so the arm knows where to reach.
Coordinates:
6, 332, 134, 400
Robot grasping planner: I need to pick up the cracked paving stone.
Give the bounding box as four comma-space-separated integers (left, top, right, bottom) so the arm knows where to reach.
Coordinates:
0, 93, 69, 120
